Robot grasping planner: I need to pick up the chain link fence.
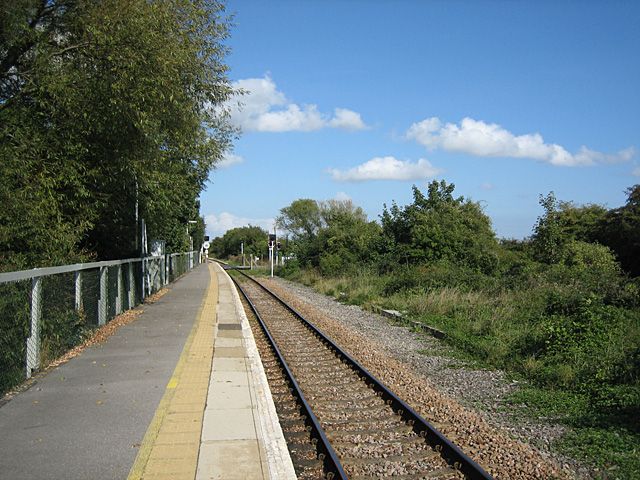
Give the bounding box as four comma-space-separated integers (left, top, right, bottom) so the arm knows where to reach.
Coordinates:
0, 251, 201, 394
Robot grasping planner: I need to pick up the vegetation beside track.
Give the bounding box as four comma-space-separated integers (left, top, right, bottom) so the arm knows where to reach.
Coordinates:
247, 180, 640, 479
1, 0, 233, 270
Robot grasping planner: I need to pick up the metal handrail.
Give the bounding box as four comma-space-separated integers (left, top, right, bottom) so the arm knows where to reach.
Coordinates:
0, 252, 199, 284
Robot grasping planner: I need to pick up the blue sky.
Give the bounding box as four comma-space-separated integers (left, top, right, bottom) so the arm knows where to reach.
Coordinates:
201, 0, 640, 240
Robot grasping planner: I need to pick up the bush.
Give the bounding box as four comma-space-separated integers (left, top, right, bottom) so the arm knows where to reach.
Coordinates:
382, 266, 425, 295
277, 258, 301, 278
319, 251, 356, 276
540, 294, 640, 405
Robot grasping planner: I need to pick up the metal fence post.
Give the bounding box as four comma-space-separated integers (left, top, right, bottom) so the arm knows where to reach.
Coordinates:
74, 270, 83, 311
164, 255, 169, 286
128, 262, 135, 308
25, 276, 42, 378
98, 266, 107, 325
116, 265, 122, 315
141, 258, 146, 301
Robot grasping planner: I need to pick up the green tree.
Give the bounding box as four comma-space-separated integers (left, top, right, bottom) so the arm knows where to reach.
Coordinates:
276, 199, 323, 265
556, 201, 608, 244
316, 200, 381, 275
277, 199, 323, 239
0, 0, 233, 269
380, 180, 499, 273
597, 185, 640, 277
212, 226, 268, 260
532, 192, 566, 264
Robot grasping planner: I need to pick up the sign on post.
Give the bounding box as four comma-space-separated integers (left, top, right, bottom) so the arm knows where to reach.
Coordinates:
268, 233, 277, 277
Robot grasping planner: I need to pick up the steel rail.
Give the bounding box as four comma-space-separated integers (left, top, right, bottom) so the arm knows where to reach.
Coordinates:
229, 272, 349, 480
233, 268, 494, 480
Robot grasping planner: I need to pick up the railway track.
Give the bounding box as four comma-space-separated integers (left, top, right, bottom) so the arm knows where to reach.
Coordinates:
227, 267, 493, 480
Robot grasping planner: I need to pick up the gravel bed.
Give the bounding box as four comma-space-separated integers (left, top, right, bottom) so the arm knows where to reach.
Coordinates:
243, 279, 461, 478
263, 277, 592, 479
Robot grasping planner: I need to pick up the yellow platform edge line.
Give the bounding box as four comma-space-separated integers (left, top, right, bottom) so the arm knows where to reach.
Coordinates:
127, 263, 216, 480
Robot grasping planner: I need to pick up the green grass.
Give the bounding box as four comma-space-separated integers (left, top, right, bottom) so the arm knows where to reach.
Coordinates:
558, 428, 639, 479
508, 387, 640, 479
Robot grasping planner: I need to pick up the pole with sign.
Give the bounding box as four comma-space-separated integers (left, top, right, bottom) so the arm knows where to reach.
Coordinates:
268, 233, 276, 278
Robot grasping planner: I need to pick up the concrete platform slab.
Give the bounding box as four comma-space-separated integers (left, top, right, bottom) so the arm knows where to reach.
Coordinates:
218, 323, 242, 330
214, 346, 247, 358
197, 440, 264, 480
214, 337, 243, 348
206, 382, 253, 409
211, 370, 250, 385
217, 329, 243, 338
211, 357, 246, 372
201, 408, 256, 441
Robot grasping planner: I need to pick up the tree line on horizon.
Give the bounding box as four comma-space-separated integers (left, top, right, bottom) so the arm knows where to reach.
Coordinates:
214, 180, 640, 280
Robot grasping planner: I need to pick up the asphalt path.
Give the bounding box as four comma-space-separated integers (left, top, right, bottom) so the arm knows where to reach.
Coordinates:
0, 264, 210, 480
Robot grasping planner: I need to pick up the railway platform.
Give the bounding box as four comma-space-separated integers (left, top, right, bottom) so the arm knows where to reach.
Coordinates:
0, 262, 295, 480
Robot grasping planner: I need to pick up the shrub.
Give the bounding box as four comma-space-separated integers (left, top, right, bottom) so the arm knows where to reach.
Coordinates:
319, 252, 353, 276
277, 258, 301, 278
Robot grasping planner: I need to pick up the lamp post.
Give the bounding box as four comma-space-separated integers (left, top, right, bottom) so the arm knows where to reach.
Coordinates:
186, 220, 198, 246
187, 220, 197, 268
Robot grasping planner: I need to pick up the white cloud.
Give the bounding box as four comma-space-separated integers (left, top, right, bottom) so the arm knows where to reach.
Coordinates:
328, 108, 368, 131
334, 191, 352, 201
228, 75, 368, 132
217, 152, 244, 169
253, 103, 325, 132
328, 156, 442, 182
407, 117, 635, 167
575, 146, 636, 165
205, 212, 274, 238
481, 182, 495, 190
632, 166, 640, 177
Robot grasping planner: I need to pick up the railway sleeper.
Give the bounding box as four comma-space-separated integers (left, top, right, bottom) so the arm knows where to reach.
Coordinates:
284, 357, 344, 367
290, 358, 343, 368
278, 412, 308, 425
296, 365, 360, 383
296, 375, 362, 388
289, 457, 326, 470
308, 382, 373, 396
341, 452, 460, 479
274, 401, 305, 415
349, 466, 460, 480
331, 434, 429, 451
321, 416, 403, 429
340, 448, 440, 467
312, 402, 390, 415
326, 424, 414, 440
286, 442, 320, 461
308, 395, 386, 409
283, 429, 316, 444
